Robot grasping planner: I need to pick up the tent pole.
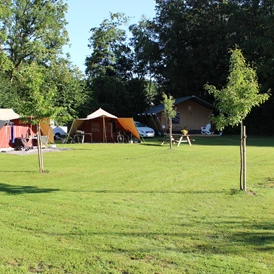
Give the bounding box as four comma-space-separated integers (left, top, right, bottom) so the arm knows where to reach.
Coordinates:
103, 117, 106, 143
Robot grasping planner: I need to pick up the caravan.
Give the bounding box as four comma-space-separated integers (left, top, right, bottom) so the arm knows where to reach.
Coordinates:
0, 109, 54, 150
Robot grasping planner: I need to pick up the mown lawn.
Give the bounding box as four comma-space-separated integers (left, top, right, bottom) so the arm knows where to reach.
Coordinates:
0, 135, 273, 273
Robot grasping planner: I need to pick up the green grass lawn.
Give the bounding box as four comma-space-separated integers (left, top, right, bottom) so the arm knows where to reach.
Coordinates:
0, 135, 274, 273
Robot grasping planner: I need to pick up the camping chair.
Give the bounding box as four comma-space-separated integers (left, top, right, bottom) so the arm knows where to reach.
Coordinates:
40, 136, 48, 148
15, 137, 30, 151
74, 130, 85, 143
201, 123, 212, 135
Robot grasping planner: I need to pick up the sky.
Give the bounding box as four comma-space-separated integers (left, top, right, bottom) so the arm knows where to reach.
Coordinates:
64, 0, 157, 73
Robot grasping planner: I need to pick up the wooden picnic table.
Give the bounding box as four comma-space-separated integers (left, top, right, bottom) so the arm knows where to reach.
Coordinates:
160, 134, 192, 146
172, 134, 192, 146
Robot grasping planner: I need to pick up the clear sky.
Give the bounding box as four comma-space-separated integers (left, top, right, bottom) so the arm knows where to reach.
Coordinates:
64, 0, 157, 73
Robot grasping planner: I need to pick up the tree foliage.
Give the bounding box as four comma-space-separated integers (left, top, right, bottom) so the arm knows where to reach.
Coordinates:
0, 0, 69, 80
0, 0, 85, 120
13, 62, 61, 121
85, 13, 152, 118
44, 59, 86, 123
129, 17, 160, 80
88, 76, 130, 116
13, 62, 64, 173
162, 93, 176, 149
204, 48, 270, 131
0, 0, 86, 172
85, 12, 131, 79
204, 48, 270, 191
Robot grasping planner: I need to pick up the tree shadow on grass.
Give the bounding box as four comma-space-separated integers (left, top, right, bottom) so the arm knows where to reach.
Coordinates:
0, 170, 37, 173
0, 182, 60, 195
140, 143, 165, 147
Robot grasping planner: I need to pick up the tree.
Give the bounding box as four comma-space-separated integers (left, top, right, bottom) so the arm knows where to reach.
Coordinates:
0, 0, 69, 81
126, 78, 150, 116
0, 0, 83, 115
87, 76, 130, 117
152, 0, 230, 98
0, 73, 13, 107
204, 48, 270, 190
13, 62, 65, 173
0, 1, 86, 172
85, 12, 153, 117
45, 58, 86, 123
162, 93, 176, 149
129, 17, 161, 80
85, 12, 131, 79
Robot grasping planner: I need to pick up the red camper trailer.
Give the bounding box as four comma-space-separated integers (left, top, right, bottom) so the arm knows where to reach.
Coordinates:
0, 109, 54, 150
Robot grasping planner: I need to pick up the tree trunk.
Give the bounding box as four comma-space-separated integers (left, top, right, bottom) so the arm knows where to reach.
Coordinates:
243, 125, 247, 191
169, 117, 172, 149
37, 123, 44, 173
240, 121, 247, 191
240, 121, 243, 190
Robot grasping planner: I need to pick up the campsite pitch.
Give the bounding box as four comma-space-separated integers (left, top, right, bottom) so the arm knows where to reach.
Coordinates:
0, 136, 273, 273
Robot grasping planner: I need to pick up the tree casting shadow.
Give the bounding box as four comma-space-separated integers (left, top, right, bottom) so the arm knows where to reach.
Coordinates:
0, 182, 60, 195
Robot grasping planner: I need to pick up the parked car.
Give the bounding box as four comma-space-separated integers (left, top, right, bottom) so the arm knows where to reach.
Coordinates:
134, 121, 155, 137
50, 121, 68, 139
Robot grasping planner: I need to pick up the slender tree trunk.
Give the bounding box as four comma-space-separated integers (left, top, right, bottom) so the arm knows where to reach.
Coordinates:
169, 117, 172, 149
240, 121, 243, 190
243, 125, 247, 191
37, 123, 44, 173
240, 121, 247, 191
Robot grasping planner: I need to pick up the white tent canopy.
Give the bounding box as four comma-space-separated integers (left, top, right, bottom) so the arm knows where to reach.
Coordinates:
87, 108, 117, 119
0, 109, 20, 130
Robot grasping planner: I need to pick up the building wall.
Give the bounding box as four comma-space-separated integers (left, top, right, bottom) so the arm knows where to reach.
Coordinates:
159, 100, 213, 132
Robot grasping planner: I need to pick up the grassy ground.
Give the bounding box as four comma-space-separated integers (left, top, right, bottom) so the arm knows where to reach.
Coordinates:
0, 135, 273, 273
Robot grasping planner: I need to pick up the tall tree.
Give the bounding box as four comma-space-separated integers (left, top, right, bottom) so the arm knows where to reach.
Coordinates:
0, 0, 85, 116
129, 17, 160, 79
45, 58, 86, 122
88, 76, 130, 117
0, 0, 86, 172
85, 12, 131, 79
126, 78, 150, 116
129, 17, 162, 103
141, 0, 274, 134
85, 12, 152, 117
204, 48, 270, 190
0, 0, 69, 81
153, 0, 232, 98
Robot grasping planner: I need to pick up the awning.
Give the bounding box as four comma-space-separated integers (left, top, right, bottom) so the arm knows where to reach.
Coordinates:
0, 109, 20, 130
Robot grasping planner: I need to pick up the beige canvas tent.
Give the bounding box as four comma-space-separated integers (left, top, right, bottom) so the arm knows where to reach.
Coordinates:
68, 108, 140, 143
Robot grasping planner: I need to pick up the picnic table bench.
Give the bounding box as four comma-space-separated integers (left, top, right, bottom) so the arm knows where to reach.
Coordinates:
160, 134, 192, 146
